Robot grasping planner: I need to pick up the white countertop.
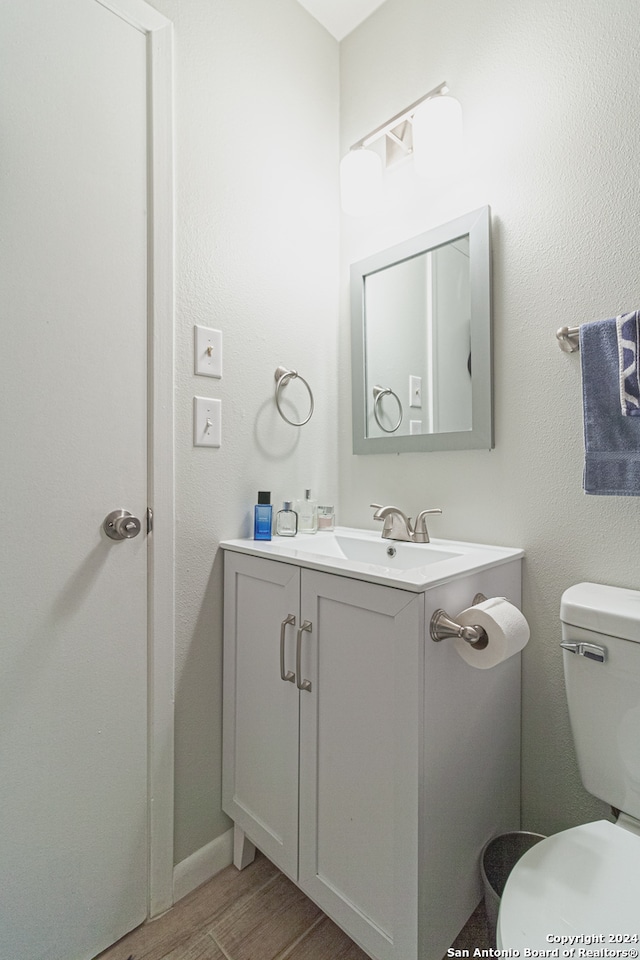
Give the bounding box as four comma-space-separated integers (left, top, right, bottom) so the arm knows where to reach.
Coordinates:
220, 526, 523, 592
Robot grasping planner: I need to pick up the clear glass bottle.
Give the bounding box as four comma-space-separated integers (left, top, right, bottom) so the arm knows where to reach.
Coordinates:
253, 491, 272, 541
275, 500, 298, 537
317, 505, 335, 531
295, 489, 318, 534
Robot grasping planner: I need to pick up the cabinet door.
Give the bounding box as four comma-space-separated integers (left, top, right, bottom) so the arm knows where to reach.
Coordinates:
222, 553, 300, 880
298, 571, 423, 960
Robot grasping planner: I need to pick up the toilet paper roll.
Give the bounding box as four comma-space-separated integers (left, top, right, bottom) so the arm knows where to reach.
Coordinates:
454, 596, 530, 669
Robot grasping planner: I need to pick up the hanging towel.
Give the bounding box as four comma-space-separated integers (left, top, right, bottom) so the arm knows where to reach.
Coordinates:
581, 317, 640, 495
616, 310, 640, 415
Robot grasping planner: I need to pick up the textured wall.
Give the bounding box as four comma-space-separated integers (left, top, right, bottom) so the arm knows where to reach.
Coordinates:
148, 0, 340, 864
152, 0, 640, 864
339, 0, 640, 835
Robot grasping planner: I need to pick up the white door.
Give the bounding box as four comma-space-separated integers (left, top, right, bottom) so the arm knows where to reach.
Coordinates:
0, 2, 152, 957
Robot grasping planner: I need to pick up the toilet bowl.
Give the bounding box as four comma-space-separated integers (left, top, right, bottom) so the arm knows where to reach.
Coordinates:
497, 583, 640, 950
497, 819, 640, 948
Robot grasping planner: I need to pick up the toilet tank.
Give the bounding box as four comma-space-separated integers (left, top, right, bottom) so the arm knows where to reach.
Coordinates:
561, 582, 640, 820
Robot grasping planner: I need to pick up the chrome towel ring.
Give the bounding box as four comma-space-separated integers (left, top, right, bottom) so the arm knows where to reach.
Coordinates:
274, 366, 315, 426
373, 385, 403, 433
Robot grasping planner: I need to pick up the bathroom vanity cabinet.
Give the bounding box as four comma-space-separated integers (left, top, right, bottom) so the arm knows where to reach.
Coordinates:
222, 546, 522, 960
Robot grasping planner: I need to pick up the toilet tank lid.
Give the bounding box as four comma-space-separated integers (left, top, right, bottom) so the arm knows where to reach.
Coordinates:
561, 582, 640, 641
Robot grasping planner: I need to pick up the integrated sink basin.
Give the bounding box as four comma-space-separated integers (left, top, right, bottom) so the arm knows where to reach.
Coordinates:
298, 531, 460, 568
220, 526, 523, 591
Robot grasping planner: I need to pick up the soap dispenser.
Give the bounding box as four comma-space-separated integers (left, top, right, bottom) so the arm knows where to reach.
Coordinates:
295, 489, 317, 534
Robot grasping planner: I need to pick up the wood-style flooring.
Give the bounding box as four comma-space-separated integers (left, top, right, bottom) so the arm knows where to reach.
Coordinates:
96, 851, 491, 960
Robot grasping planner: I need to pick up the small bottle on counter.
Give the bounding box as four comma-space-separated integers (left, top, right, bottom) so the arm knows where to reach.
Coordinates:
295, 489, 318, 534
317, 505, 335, 531
275, 500, 298, 537
253, 491, 272, 541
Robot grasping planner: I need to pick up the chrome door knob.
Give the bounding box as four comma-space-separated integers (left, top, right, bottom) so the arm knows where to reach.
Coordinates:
103, 510, 142, 541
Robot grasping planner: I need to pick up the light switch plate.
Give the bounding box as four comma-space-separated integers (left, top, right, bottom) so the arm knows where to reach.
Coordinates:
409, 375, 422, 408
193, 397, 221, 447
194, 325, 222, 378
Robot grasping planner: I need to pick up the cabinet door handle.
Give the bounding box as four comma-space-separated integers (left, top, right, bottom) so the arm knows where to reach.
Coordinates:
296, 620, 313, 692
280, 614, 296, 683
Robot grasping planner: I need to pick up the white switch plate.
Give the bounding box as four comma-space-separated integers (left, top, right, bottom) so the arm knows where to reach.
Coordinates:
193, 397, 221, 447
194, 325, 222, 378
409, 375, 422, 408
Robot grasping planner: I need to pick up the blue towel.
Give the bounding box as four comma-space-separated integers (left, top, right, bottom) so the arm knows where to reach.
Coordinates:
581, 317, 640, 495
616, 310, 640, 415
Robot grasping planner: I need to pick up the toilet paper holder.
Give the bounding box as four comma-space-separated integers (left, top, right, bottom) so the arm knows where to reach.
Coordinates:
430, 593, 489, 647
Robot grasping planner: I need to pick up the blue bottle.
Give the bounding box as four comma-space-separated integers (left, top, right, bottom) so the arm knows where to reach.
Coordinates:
254, 491, 272, 541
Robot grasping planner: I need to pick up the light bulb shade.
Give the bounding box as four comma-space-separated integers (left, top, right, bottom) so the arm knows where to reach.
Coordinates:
412, 95, 463, 180
340, 148, 383, 216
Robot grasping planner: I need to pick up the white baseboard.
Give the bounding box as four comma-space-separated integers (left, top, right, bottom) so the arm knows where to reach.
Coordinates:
172, 828, 234, 903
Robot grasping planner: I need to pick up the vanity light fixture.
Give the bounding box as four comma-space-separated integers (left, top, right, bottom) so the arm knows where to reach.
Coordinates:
339, 81, 463, 214
412, 93, 463, 180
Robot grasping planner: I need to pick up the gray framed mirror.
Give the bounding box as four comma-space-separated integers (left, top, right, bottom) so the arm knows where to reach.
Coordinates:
350, 206, 493, 454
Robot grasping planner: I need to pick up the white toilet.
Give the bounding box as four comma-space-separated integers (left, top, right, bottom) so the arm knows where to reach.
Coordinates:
497, 582, 640, 948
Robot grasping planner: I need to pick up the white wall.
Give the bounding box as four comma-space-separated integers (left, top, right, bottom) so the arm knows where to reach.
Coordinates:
148, 0, 340, 864
144, 0, 640, 866
339, 0, 640, 835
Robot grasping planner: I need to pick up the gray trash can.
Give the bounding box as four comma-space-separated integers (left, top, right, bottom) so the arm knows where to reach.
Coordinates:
481, 831, 545, 945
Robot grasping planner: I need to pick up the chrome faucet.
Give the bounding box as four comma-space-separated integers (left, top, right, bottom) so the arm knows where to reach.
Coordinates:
370, 504, 413, 541
370, 504, 442, 543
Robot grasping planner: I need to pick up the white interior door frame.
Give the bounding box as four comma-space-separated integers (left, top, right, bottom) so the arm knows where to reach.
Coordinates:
95, 0, 175, 918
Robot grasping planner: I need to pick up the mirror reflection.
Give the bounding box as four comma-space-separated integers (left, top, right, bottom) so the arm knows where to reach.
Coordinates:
365, 235, 471, 437
350, 206, 493, 454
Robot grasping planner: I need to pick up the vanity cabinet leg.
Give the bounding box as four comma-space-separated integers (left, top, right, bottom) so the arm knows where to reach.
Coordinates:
233, 823, 256, 870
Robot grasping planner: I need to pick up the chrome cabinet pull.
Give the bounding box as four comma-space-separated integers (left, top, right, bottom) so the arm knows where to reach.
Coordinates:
280, 614, 296, 683
296, 621, 312, 692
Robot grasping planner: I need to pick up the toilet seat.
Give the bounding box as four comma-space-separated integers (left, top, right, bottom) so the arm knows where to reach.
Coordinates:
497, 820, 640, 950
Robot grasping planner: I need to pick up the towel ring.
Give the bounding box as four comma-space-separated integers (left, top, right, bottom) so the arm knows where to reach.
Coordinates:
274, 366, 314, 426
373, 385, 403, 433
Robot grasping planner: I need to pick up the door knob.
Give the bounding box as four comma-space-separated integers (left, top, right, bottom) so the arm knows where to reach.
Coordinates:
103, 510, 142, 541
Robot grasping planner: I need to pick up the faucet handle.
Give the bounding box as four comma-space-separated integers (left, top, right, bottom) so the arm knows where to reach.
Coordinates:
370, 503, 383, 520
412, 508, 442, 543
